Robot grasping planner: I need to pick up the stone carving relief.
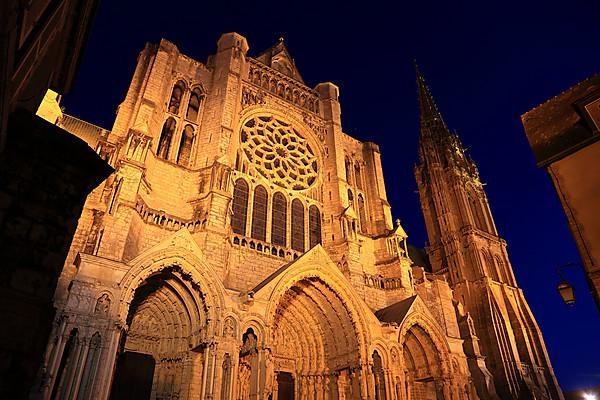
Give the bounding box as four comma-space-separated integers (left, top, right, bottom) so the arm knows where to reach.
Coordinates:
94, 293, 111, 316
241, 86, 267, 109
125, 129, 152, 163
83, 209, 104, 254
223, 317, 236, 338
247, 60, 320, 114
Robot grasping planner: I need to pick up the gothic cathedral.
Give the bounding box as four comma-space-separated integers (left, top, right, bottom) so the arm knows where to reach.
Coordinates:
33, 33, 562, 400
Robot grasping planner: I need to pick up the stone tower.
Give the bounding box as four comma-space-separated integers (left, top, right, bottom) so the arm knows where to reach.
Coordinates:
414, 66, 563, 400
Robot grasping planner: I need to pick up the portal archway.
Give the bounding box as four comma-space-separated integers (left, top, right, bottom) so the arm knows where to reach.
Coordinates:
402, 325, 446, 400
110, 267, 210, 399
268, 276, 364, 399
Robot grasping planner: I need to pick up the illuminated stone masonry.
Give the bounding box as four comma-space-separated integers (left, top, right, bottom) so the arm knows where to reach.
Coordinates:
32, 33, 562, 400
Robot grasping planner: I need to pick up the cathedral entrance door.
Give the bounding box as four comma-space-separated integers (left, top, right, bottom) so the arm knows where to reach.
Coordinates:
109, 351, 155, 399
277, 372, 295, 400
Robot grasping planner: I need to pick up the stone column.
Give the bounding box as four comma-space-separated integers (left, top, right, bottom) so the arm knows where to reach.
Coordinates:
69, 336, 91, 398
98, 326, 123, 400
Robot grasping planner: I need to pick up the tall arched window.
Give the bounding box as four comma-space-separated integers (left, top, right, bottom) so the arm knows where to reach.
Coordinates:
169, 80, 185, 114
348, 189, 354, 208
355, 164, 363, 191
186, 88, 202, 121
358, 194, 367, 233
232, 179, 249, 235
157, 117, 176, 159
271, 192, 287, 247
291, 199, 305, 252
308, 205, 321, 248
345, 158, 352, 184
251, 186, 268, 241
177, 125, 194, 166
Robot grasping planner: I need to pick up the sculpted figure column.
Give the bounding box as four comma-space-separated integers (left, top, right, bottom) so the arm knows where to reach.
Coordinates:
315, 376, 323, 400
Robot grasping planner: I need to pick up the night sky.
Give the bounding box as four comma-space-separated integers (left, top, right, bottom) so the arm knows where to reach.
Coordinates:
63, 0, 600, 392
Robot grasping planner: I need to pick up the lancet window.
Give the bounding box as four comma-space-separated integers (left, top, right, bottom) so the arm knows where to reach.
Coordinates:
251, 186, 268, 241
176, 124, 194, 166
358, 194, 367, 233
271, 192, 287, 247
232, 179, 249, 235
186, 88, 203, 121
309, 205, 321, 248
157, 117, 176, 159
291, 199, 305, 252
168, 80, 186, 114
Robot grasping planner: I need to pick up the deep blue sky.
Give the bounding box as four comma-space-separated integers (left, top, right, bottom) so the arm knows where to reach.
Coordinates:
63, 0, 600, 392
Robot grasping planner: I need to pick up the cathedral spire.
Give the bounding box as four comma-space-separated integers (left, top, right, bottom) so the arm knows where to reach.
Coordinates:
415, 63, 448, 135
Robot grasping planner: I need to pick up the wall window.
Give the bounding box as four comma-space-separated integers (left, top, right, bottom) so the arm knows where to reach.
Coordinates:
186, 88, 203, 121
177, 125, 194, 166
355, 164, 363, 191
157, 117, 176, 159
291, 199, 305, 252
358, 194, 367, 233
309, 205, 321, 248
251, 186, 268, 241
271, 192, 287, 247
232, 179, 249, 235
345, 158, 352, 184
169, 80, 186, 114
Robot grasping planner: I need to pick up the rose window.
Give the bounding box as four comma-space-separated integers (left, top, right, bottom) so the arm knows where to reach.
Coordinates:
241, 116, 318, 190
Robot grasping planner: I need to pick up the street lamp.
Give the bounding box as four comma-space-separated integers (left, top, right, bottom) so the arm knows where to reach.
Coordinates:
557, 262, 578, 306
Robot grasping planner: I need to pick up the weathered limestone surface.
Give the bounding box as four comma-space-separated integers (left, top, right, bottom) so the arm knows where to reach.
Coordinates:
31, 34, 561, 400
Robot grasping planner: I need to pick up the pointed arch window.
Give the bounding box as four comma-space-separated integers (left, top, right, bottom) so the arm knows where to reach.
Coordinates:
358, 194, 367, 233
177, 125, 195, 166
345, 158, 352, 184
169, 80, 186, 114
186, 87, 203, 121
271, 192, 287, 247
251, 186, 268, 241
232, 179, 249, 235
291, 199, 305, 252
157, 117, 176, 159
355, 164, 363, 191
348, 189, 354, 208
308, 205, 321, 248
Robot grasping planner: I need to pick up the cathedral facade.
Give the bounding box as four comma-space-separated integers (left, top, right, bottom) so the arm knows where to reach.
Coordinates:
34, 33, 562, 400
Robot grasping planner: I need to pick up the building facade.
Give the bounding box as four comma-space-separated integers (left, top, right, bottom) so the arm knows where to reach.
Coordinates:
521, 74, 600, 310
33, 33, 562, 399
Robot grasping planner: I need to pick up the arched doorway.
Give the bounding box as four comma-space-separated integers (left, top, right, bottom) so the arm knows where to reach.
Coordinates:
402, 325, 445, 400
268, 277, 364, 400
110, 267, 208, 400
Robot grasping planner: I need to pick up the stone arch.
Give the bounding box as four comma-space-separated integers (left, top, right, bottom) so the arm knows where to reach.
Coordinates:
239, 314, 268, 347
399, 315, 453, 400
262, 259, 372, 384
110, 246, 226, 399
369, 340, 391, 367
118, 246, 227, 329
